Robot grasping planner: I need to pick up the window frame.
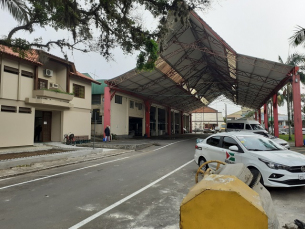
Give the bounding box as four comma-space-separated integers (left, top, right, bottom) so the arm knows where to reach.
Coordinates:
21, 70, 34, 78
19, 107, 32, 114
222, 136, 244, 153
73, 83, 85, 99
115, 95, 122, 104
4, 66, 19, 75
206, 136, 221, 148
38, 78, 48, 89
130, 100, 134, 109
1, 105, 17, 113
92, 94, 101, 105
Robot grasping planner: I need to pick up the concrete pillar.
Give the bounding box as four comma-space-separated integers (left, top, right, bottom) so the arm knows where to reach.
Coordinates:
292, 71, 303, 147
264, 104, 268, 131
103, 87, 111, 137
167, 107, 171, 135
181, 111, 184, 134
145, 101, 151, 138
258, 108, 262, 124
273, 94, 279, 137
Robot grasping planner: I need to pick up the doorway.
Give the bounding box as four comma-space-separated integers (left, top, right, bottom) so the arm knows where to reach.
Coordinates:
129, 117, 143, 136
34, 111, 52, 142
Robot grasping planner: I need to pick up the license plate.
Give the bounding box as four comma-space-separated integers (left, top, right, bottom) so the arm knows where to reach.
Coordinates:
299, 175, 305, 180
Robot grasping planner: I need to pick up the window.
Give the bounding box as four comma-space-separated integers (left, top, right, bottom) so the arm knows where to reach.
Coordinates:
19, 107, 31, 114
1, 105, 16, 113
115, 95, 122, 104
206, 136, 221, 147
21, 70, 34, 78
227, 123, 244, 129
38, 78, 48, 89
73, 84, 85, 98
4, 66, 18, 75
92, 94, 101, 104
91, 109, 102, 124
135, 102, 142, 110
222, 137, 243, 152
245, 124, 252, 130
130, 100, 134, 109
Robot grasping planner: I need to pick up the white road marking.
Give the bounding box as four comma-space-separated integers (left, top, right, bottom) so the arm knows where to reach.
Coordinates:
0, 157, 129, 190
69, 160, 193, 229
149, 139, 190, 152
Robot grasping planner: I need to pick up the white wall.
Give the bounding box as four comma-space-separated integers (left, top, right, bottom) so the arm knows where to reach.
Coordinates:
0, 101, 34, 147
111, 93, 145, 135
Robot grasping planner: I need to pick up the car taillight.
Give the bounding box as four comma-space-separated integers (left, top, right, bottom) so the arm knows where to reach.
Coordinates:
195, 145, 202, 150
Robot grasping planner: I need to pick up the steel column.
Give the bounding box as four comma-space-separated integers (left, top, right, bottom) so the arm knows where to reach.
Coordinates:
273, 94, 279, 137
104, 87, 111, 137
167, 107, 171, 135
190, 114, 192, 133
145, 101, 151, 138
254, 111, 257, 121
258, 108, 262, 124
292, 72, 303, 147
181, 111, 184, 134
264, 104, 268, 131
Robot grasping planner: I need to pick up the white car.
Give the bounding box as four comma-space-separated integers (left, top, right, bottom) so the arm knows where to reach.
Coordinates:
194, 132, 305, 187
252, 132, 290, 149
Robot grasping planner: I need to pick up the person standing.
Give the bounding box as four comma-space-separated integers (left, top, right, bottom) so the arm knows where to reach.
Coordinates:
104, 125, 111, 142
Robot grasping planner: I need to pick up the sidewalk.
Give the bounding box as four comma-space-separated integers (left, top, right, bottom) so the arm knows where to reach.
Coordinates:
0, 138, 159, 179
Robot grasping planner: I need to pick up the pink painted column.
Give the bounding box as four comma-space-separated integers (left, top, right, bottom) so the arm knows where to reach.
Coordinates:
264, 104, 268, 131
103, 87, 111, 137
180, 111, 184, 134
145, 101, 151, 138
292, 72, 303, 146
167, 107, 171, 136
273, 94, 279, 137
189, 113, 192, 133
258, 108, 262, 124
254, 111, 257, 121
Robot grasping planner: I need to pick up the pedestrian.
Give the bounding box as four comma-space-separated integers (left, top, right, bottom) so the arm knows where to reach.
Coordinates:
104, 125, 111, 142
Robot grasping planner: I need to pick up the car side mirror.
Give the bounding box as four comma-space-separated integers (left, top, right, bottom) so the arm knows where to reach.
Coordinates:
229, 145, 239, 152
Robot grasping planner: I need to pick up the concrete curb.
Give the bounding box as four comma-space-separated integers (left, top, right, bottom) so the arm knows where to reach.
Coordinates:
79, 143, 155, 150
0, 148, 105, 170
0, 149, 133, 179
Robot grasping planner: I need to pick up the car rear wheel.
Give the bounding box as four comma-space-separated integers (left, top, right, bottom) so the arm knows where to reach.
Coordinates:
198, 157, 208, 172
249, 168, 264, 187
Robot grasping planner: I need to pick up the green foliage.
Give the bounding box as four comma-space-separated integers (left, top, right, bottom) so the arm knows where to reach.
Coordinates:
0, 0, 212, 70
42, 88, 74, 95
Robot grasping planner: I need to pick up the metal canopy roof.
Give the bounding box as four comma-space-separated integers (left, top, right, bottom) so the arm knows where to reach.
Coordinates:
106, 11, 294, 113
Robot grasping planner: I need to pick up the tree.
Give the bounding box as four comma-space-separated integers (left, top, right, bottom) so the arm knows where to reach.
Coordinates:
0, 0, 212, 70
278, 54, 305, 139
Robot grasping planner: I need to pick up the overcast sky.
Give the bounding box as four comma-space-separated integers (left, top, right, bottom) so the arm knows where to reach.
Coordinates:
1, 0, 305, 116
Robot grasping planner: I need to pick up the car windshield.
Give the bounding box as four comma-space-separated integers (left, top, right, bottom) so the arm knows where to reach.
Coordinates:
221, 124, 226, 128
250, 124, 264, 130
237, 136, 283, 151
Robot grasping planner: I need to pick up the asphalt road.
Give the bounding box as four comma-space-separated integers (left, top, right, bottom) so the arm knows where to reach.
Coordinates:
0, 137, 305, 228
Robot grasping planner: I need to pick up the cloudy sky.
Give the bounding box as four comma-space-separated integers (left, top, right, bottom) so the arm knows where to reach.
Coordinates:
1, 0, 305, 115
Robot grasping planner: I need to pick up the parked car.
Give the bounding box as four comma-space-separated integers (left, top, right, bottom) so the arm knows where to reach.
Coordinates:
226, 120, 267, 134
193, 128, 202, 133
194, 132, 305, 187
279, 130, 287, 135
251, 132, 290, 150
303, 128, 305, 135
203, 128, 214, 133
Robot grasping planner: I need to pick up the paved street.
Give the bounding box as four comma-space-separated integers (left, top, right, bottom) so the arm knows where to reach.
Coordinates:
0, 137, 305, 228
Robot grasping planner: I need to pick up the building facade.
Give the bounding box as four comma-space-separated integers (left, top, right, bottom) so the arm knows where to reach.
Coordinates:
192, 106, 223, 130
0, 46, 100, 148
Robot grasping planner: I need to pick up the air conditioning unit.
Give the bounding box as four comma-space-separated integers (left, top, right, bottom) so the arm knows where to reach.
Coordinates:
45, 69, 53, 77
52, 83, 59, 88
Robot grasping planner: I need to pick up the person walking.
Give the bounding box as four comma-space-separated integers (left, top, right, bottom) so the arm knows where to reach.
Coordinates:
104, 125, 111, 142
